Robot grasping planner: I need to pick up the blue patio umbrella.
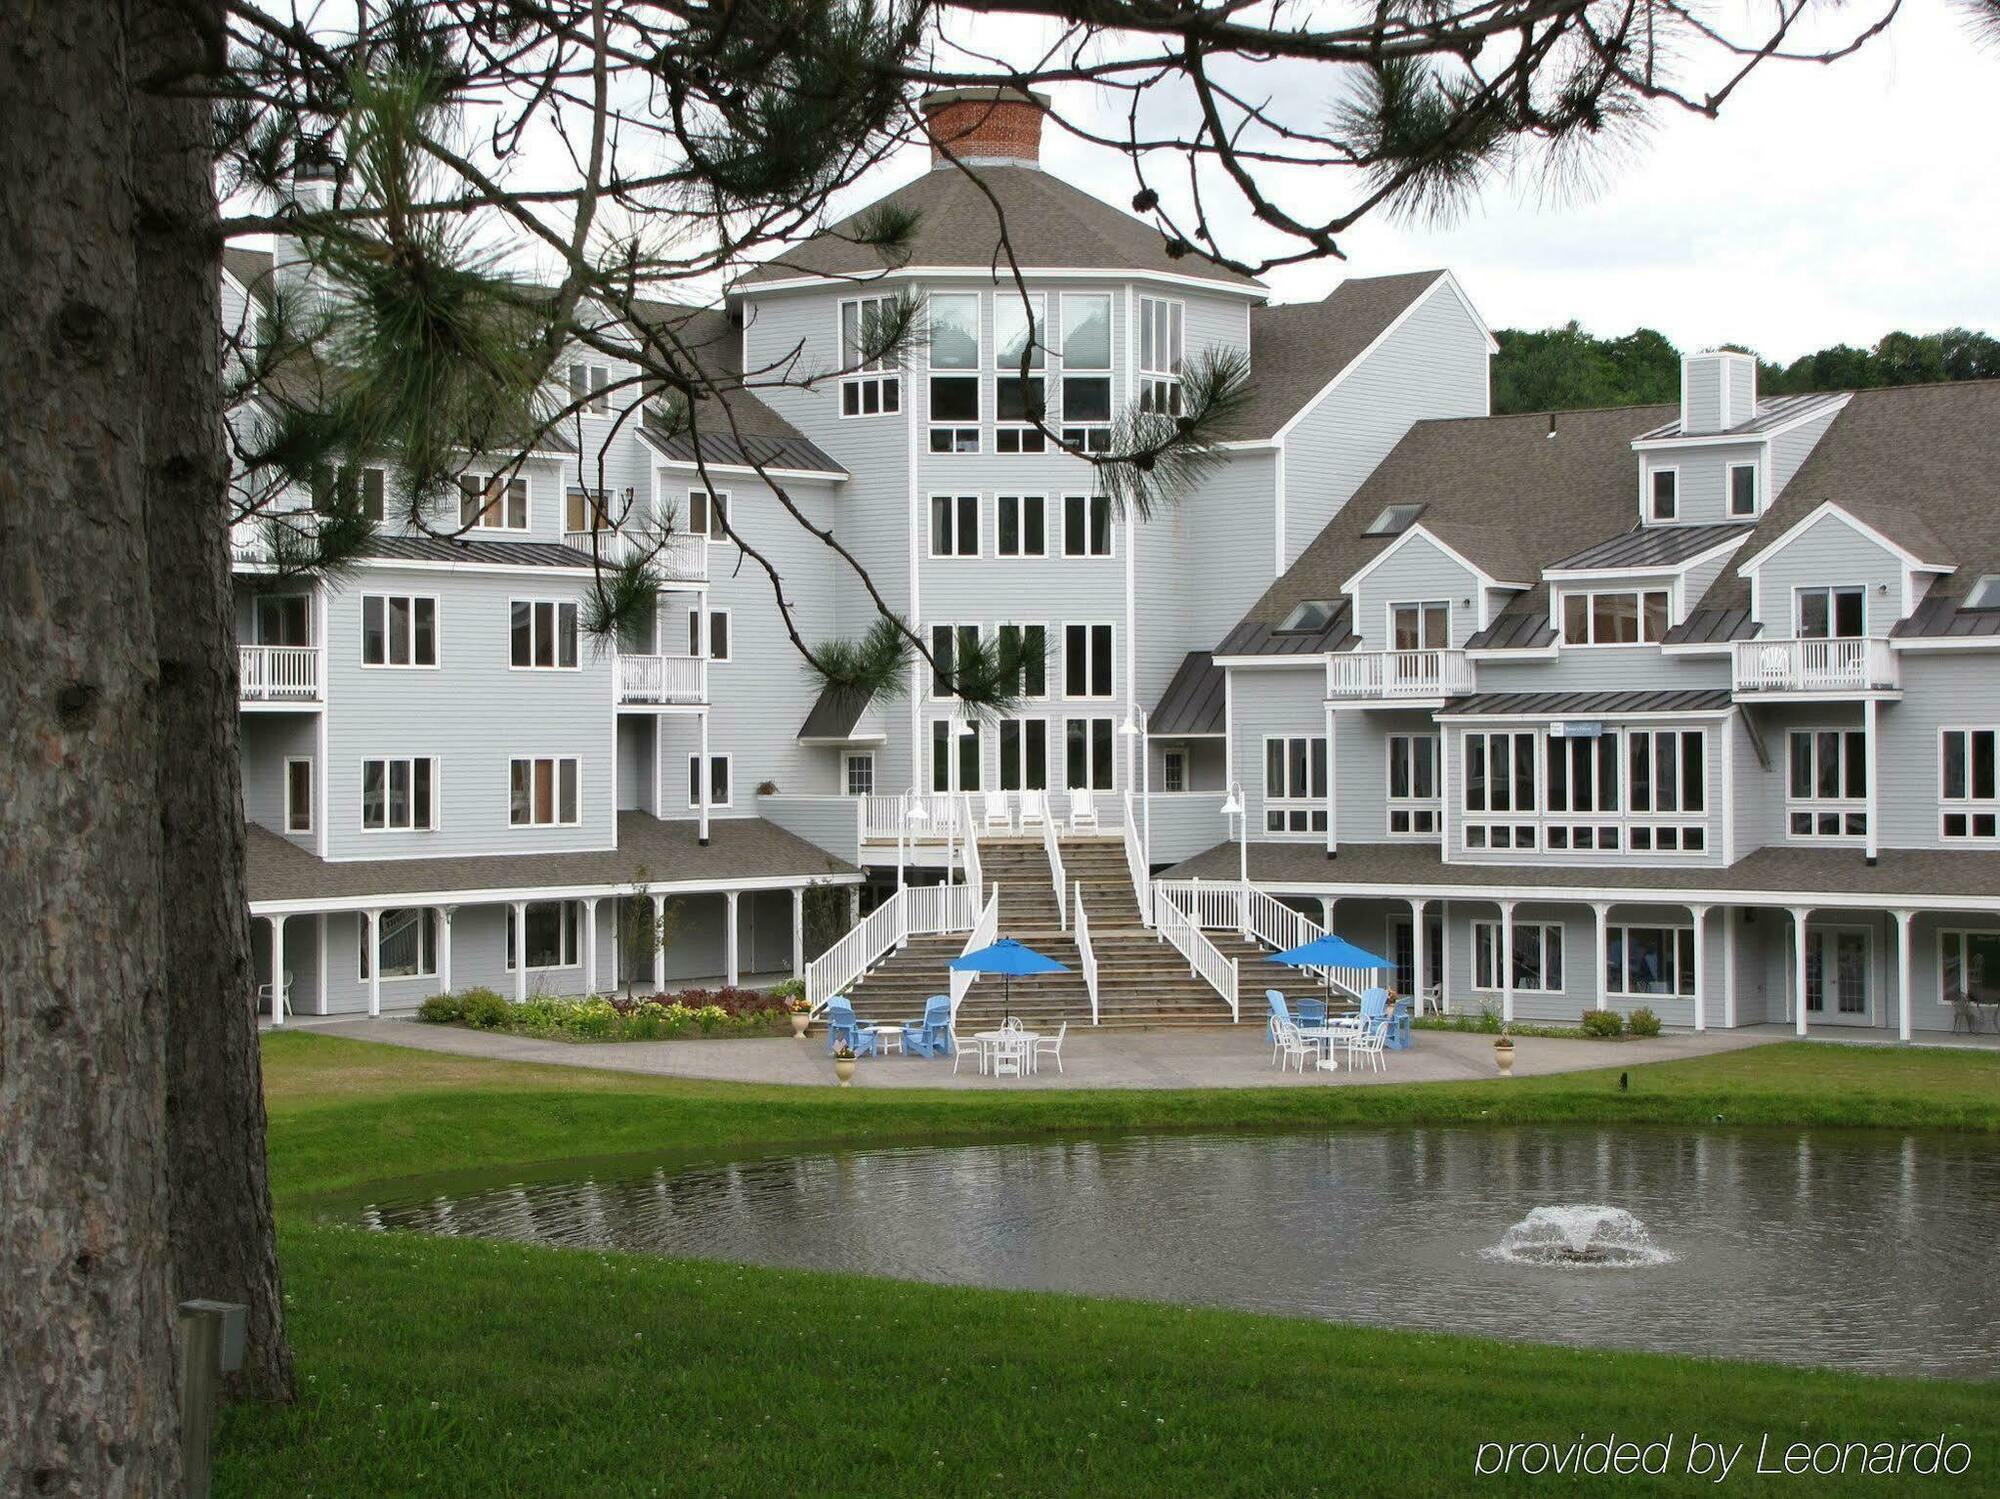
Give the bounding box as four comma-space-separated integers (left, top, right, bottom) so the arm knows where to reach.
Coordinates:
1267, 933, 1394, 1006
949, 938, 1071, 1024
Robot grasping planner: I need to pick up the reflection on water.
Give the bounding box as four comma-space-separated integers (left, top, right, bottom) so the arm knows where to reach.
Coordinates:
359, 1127, 2000, 1378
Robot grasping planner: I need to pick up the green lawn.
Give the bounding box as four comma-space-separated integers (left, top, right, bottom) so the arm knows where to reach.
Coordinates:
219, 1034, 2000, 1497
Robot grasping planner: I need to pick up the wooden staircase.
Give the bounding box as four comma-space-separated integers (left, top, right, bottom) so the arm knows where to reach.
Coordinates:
845, 836, 1271, 1031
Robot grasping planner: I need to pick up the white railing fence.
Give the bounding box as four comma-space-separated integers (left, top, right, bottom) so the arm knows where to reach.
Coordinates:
1328, 648, 1474, 698
1073, 881, 1100, 1025
1153, 886, 1240, 1021
1732, 636, 1898, 693
1240, 887, 1370, 1002
1151, 877, 1243, 933
616, 654, 706, 704
961, 799, 984, 898
238, 644, 321, 702
949, 883, 1000, 1020
805, 894, 906, 1012
1120, 790, 1151, 925
903, 881, 975, 937
1040, 805, 1067, 930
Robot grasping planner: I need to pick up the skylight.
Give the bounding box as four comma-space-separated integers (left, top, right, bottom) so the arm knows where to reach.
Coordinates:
1964, 575, 2000, 611
1277, 599, 1339, 634
1364, 503, 1424, 537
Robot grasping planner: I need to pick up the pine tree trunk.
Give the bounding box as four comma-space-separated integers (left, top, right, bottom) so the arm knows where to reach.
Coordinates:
131, 0, 297, 1406
0, 5, 183, 1495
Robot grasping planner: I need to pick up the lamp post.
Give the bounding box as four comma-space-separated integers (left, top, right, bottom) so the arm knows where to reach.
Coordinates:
1220, 780, 1248, 886
902, 786, 928, 893
1120, 709, 1150, 865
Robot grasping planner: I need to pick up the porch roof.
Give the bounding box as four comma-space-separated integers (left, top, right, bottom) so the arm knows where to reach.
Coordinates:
247, 814, 858, 914
1160, 841, 2000, 912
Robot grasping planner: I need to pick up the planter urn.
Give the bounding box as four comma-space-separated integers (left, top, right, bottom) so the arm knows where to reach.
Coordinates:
1494, 1040, 1515, 1076
791, 1011, 811, 1038
833, 1056, 857, 1087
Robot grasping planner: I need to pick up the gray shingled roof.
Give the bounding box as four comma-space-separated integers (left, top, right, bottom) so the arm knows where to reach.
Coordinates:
1439, 688, 1734, 717
246, 813, 857, 908
735, 163, 1262, 290
798, 685, 877, 741
358, 535, 595, 568
222, 245, 276, 303
1634, 391, 1846, 441
1150, 652, 1228, 735
1548, 522, 1754, 573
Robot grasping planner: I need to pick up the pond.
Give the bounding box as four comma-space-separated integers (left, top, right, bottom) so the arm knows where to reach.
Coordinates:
354, 1126, 2000, 1378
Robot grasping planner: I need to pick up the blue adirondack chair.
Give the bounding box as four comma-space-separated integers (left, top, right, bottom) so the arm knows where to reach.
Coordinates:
1386, 996, 1415, 1051
1293, 996, 1328, 1027
824, 997, 878, 1057
1265, 989, 1291, 1046
902, 995, 954, 1058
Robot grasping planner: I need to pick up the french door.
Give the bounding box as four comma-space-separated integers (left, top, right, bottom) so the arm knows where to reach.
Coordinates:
1800, 926, 1871, 1025
1387, 913, 1445, 1002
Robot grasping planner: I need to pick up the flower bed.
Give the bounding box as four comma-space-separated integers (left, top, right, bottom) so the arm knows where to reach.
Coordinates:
417, 980, 802, 1041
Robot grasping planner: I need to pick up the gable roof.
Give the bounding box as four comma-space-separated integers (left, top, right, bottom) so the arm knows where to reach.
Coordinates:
1150, 652, 1229, 734
1633, 390, 1847, 442
221, 245, 277, 306
734, 163, 1263, 291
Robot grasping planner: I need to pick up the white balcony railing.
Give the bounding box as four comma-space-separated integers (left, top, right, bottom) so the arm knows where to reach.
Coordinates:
1328, 647, 1474, 700
239, 645, 321, 703
563, 528, 707, 584
616, 653, 706, 704
1731, 637, 1898, 694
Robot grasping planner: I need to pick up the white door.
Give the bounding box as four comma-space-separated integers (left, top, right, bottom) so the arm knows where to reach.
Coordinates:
1801, 926, 1872, 1026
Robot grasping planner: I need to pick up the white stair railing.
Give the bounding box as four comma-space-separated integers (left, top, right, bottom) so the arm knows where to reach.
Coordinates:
1040, 805, 1067, 930
1120, 790, 1151, 925
1153, 886, 1240, 1022
1151, 878, 1241, 932
1073, 881, 1100, 1025
961, 794, 984, 898
1240, 886, 1370, 1001
949, 883, 1000, 1021
806, 893, 907, 1012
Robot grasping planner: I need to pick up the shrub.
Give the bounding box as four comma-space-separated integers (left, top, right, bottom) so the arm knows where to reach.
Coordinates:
768, 978, 806, 1002
1579, 1008, 1626, 1038
458, 987, 513, 1031
416, 992, 465, 1024
1627, 1006, 1663, 1037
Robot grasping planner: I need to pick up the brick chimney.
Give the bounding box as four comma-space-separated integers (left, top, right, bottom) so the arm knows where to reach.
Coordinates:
919, 87, 1049, 168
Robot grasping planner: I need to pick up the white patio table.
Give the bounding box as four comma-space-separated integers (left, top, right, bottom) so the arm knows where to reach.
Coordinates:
972, 1029, 1040, 1077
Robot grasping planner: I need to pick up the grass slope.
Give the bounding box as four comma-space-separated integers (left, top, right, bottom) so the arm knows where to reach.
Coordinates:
217, 1034, 2000, 1497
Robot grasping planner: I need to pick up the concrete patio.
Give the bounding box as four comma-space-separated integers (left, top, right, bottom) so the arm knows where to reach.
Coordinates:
303, 1016, 1784, 1090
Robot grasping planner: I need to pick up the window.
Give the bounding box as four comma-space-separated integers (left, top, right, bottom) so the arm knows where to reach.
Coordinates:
1062, 494, 1112, 558
1162, 748, 1188, 793
507, 901, 580, 971
1624, 728, 1707, 852
927, 292, 980, 452
567, 361, 610, 415
931, 720, 983, 792
1137, 296, 1183, 415
1561, 589, 1670, 645
1606, 926, 1696, 998
1649, 466, 1678, 522
998, 719, 1049, 790
1796, 585, 1865, 639
996, 623, 1047, 699
687, 489, 729, 541
1788, 728, 1868, 840
361, 908, 437, 981
844, 753, 875, 798
1543, 726, 1622, 851
930, 493, 979, 558
1277, 600, 1339, 634
510, 756, 579, 826
284, 758, 313, 834
361, 757, 437, 831
1940, 929, 2000, 1006
1063, 623, 1113, 698
995, 494, 1046, 558
994, 292, 1047, 453
510, 599, 579, 669
1473, 920, 1564, 993
1941, 728, 1999, 840
256, 594, 311, 646
929, 623, 982, 699
1064, 716, 1115, 791
1727, 461, 1759, 517
1461, 730, 1537, 850
687, 754, 731, 808
1386, 734, 1440, 835
1964, 575, 2000, 611
1262, 735, 1327, 835
459, 472, 529, 531
565, 486, 612, 536
1059, 292, 1112, 451
839, 296, 902, 416
689, 607, 730, 662
1390, 601, 1450, 651
1364, 503, 1424, 537
360, 594, 437, 667
309, 463, 384, 520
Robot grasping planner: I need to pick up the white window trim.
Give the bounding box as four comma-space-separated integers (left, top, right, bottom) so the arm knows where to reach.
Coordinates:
461, 471, 532, 533
993, 291, 1048, 454
1605, 923, 1698, 999
928, 493, 981, 559
1056, 291, 1114, 447
687, 753, 733, 810
1785, 726, 1869, 844
993, 494, 1050, 559
284, 757, 314, 835
687, 488, 730, 543
358, 907, 438, 982
996, 620, 1050, 700
930, 718, 986, 794
1260, 732, 1329, 841
843, 751, 876, 798
928, 621, 981, 701
1385, 599, 1452, 652
1060, 494, 1115, 559
508, 598, 581, 672
1471, 919, 1566, 994
509, 755, 581, 828
1161, 747, 1189, 794
692, 605, 732, 664
1136, 294, 1185, 415
1385, 732, 1441, 839
1645, 463, 1680, 524
1061, 620, 1116, 700
359, 592, 441, 670
1938, 928, 2000, 1009
836, 295, 903, 419
1458, 728, 1541, 853
1793, 583, 1868, 639
567, 361, 612, 417
926, 290, 982, 453
359, 755, 440, 833
506, 900, 581, 972
996, 716, 1052, 793
1726, 459, 1760, 518
1938, 726, 2000, 842
1060, 714, 1117, 794
1556, 586, 1673, 647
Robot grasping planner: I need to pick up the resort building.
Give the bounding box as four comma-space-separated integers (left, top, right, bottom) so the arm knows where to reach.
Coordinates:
230, 88, 1999, 1040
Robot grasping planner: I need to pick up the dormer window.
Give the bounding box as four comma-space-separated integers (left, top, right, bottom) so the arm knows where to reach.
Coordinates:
1364, 503, 1424, 537
1727, 462, 1758, 518
1964, 575, 2000, 611
567, 362, 610, 416
1562, 588, 1669, 646
1277, 600, 1339, 634
1649, 467, 1679, 522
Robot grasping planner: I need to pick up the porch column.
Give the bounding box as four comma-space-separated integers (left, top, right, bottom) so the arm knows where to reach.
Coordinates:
792, 886, 807, 981
1893, 908, 1915, 1043
697, 708, 711, 846
1722, 909, 1737, 1029
511, 900, 529, 1002
1863, 698, 1880, 865
1410, 897, 1430, 1011
1592, 902, 1612, 1012
1790, 906, 1812, 1036
437, 905, 455, 997
268, 914, 287, 1026
1323, 702, 1337, 859
724, 890, 740, 988
848, 886, 860, 925
1688, 903, 1709, 1032
651, 893, 668, 993
1498, 898, 1516, 1024
583, 896, 600, 995
364, 908, 383, 1018
1319, 896, 1335, 935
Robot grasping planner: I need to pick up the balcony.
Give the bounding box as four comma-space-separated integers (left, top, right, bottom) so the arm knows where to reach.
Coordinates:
239, 645, 322, 707
616, 653, 707, 706
563, 528, 707, 585
1731, 637, 1899, 697
231, 508, 321, 567
1327, 648, 1474, 702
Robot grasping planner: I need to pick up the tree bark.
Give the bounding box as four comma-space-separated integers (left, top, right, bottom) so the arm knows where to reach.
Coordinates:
131, 0, 296, 1404
0, 5, 183, 1495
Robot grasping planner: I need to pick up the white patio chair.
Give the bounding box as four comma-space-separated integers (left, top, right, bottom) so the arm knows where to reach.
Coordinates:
257, 970, 293, 1020
1273, 1018, 1321, 1074
1018, 789, 1048, 829
990, 1036, 1026, 1078
982, 789, 1013, 834
1345, 1016, 1388, 1073
1068, 787, 1099, 832
1420, 983, 1444, 1017
952, 1029, 987, 1076
1032, 1020, 1068, 1076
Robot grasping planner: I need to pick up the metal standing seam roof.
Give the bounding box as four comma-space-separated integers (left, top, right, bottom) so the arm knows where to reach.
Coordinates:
637, 417, 843, 478
1149, 652, 1228, 735
797, 685, 877, 741
1633, 391, 1848, 441
1439, 688, 1736, 717
358, 535, 597, 568
1464, 610, 1557, 652
1213, 603, 1356, 659
1547, 522, 1755, 572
